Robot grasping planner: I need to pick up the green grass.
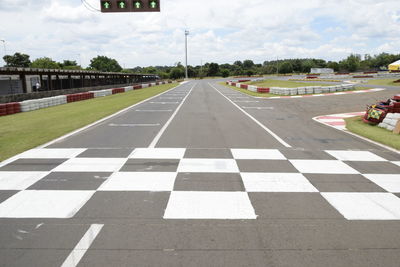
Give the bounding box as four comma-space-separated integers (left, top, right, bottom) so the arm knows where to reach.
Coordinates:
345, 116, 400, 150
0, 83, 178, 162
366, 78, 400, 87
245, 79, 330, 88
221, 82, 369, 98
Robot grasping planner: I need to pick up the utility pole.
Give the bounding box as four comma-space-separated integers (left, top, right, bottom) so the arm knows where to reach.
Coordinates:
185, 30, 189, 80
0, 40, 6, 66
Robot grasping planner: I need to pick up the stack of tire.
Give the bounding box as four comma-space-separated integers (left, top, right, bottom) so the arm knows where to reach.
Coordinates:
0, 102, 21, 116
363, 95, 400, 125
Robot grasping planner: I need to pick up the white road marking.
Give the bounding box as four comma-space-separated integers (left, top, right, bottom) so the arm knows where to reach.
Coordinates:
150, 102, 179, 104
241, 173, 318, 192
135, 110, 173, 112
321, 193, 400, 220
242, 107, 274, 110
234, 100, 260, 103
164, 192, 257, 219
61, 224, 104, 267
178, 158, 239, 173
231, 149, 285, 160
18, 149, 86, 159
108, 123, 160, 127
129, 148, 186, 159
209, 83, 292, 148
149, 84, 196, 148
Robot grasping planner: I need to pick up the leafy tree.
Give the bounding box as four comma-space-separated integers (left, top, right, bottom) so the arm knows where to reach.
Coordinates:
89, 56, 122, 72
169, 67, 185, 79
344, 54, 361, 72
60, 60, 81, 70
233, 61, 243, 67
221, 69, 230, 78
207, 63, 220, 76
301, 60, 316, 73
31, 57, 60, 69
278, 62, 293, 74
3, 52, 31, 67
243, 59, 255, 69
326, 61, 339, 72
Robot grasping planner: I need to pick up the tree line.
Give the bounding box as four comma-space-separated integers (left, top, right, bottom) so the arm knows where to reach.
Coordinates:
3, 52, 400, 79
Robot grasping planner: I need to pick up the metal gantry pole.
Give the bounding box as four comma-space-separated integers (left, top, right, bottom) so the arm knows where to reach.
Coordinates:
185, 30, 189, 80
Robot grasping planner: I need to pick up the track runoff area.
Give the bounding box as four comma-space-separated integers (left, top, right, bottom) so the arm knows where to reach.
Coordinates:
0, 80, 400, 266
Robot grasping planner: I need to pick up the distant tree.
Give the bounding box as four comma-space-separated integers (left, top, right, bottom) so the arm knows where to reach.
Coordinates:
60, 60, 81, 70
143, 66, 157, 74
278, 62, 293, 74
345, 54, 361, 72
3, 52, 31, 67
31, 57, 60, 69
207, 63, 220, 76
221, 69, 230, 78
325, 61, 339, 72
243, 59, 255, 69
234, 60, 243, 67
301, 60, 316, 73
89, 56, 122, 72
169, 67, 185, 79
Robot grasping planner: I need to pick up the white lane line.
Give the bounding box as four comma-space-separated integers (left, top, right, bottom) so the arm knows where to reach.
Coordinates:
149, 84, 196, 148
242, 107, 274, 110
150, 102, 179, 104
108, 123, 160, 127
234, 101, 260, 103
209, 83, 292, 148
135, 110, 173, 112
61, 224, 103, 267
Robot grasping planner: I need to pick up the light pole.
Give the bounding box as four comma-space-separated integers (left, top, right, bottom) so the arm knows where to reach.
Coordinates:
185, 30, 189, 80
77, 54, 82, 68
0, 40, 6, 66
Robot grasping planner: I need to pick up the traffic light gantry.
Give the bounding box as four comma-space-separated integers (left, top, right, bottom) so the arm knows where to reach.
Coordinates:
100, 0, 160, 12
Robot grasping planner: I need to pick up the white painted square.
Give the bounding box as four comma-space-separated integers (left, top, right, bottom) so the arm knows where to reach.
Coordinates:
164, 191, 257, 219
241, 173, 318, 192
0, 172, 49, 190
99, 172, 177, 191
129, 148, 186, 159
321, 193, 400, 220
231, 149, 286, 160
0, 190, 95, 218
18, 148, 86, 159
290, 160, 359, 174
178, 159, 239, 173
52, 158, 127, 172
325, 150, 387, 162
363, 174, 400, 193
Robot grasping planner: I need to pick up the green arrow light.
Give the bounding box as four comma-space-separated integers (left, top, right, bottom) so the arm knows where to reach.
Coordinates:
103, 1, 111, 9
149, 0, 157, 8
118, 1, 126, 8
134, 1, 142, 9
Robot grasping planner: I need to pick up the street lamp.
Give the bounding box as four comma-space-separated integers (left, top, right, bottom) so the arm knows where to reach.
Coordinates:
185, 30, 189, 80
0, 40, 6, 65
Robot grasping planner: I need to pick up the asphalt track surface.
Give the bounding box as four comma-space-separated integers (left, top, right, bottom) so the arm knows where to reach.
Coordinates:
0, 79, 400, 266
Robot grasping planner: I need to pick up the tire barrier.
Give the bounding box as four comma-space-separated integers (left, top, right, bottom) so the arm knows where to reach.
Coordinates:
66, 92, 94, 103
0, 102, 21, 116
228, 80, 356, 96
0, 81, 171, 117
112, 88, 125, 94
378, 113, 400, 131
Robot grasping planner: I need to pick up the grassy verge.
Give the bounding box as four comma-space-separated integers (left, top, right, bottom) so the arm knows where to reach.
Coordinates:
345, 116, 400, 150
245, 79, 330, 88
366, 78, 400, 87
221, 82, 369, 98
0, 83, 178, 162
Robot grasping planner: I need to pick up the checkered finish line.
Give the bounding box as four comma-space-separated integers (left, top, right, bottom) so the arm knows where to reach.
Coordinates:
0, 148, 399, 220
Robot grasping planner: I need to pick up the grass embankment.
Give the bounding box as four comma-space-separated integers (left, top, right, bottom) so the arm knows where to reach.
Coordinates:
366, 79, 400, 87
0, 83, 178, 162
345, 116, 400, 150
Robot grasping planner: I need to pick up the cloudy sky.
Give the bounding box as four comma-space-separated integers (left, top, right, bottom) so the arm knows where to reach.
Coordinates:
1, 0, 399, 67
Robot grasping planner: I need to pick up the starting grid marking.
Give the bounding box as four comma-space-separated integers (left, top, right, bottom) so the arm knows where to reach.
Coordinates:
0, 148, 399, 220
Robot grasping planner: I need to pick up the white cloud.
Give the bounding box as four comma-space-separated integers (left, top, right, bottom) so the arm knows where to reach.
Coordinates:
0, 0, 399, 67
